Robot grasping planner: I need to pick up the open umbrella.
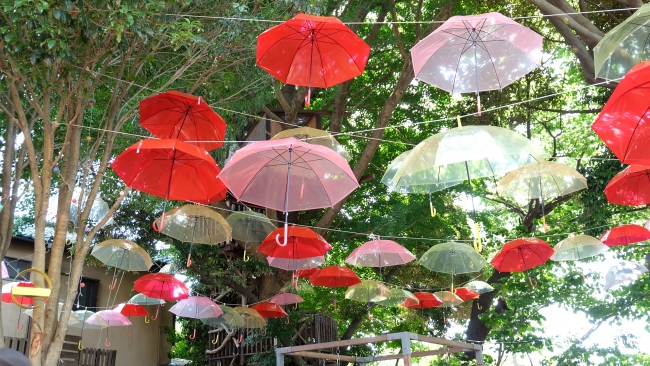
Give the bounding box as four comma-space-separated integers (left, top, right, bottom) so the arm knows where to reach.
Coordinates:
170, 296, 223, 339
256, 14, 370, 106
129, 293, 166, 306
604, 165, 650, 206
419, 242, 488, 290
91, 239, 153, 272
401, 292, 443, 309
345, 237, 416, 272
201, 305, 246, 329
234, 307, 267, 329
551, 234, 609, 261
266, 255, 325, 271
592, 61, 650, 165
491, 238, 553, 285
295, 268, 319, 278
87, 310, 131, 347
2, 282, 34, 330
69, 193, 115, 229
344, 280, 390, 303
309, 266, 362, 288
600, 224, 650, 246
281, 278, 314, 294
72, 310, 107, 329
604, 260, 648, 290
271, 127, 352, 161
154, 204, 231, 267
259, 226, 331, 259
454, 287, 480, 301
226, 211, 276, 262
1, 260, 7, 279
376, 288, 419, 307
134, 273, 190, 301
465, 281, 494, 294
219, 138, 358, 246
114, 303, 149, 336
270, 293, 304, 306
434, 291, 464, 307
594, 3, 650, 80
251, 302, 288, 319
411, 12, 542, 115
140, 90, 226, 151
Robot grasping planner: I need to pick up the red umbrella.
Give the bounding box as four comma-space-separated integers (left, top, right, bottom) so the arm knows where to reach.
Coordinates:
134, 273, 190, 301
256, 14, 370, 106
454, 287, 480, 301
308, 266, 361, 288
270, 293, 304, 306
491, 238, 553, 273
600, 224, 650, 246
296, 268, 319, 278
140, 91, 227, 151
114, 303, 149, 317
252, 302, 288, 318
592, 61, 650, 164
401, 292, 442, 309
1, 281, 35, 305
258, 226, 332, 259
604, 165, 650, 206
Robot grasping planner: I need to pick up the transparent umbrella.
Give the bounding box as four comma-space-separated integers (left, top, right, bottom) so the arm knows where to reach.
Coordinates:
419, 242, 488, 290
226, 211, 275, 262
604, 260, 648, 290
271, 127, 352, 162
551, 235, 609, 261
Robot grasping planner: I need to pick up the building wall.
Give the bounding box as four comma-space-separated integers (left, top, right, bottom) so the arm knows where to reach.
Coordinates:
2, 242, 173, 366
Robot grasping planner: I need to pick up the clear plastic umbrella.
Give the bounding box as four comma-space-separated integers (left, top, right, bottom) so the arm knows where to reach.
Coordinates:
91, 239, 153, 272
434, 291, 464, 307
201, 305, 245, 329
376, 288, 419, 307
271, 127, 352, 161
344, 280, 390, 303
496, 161, 587, 201
234, 307, 267, 329
604, 260, 648, 290
551, 235, 609, 261
419, 242, 488, 290
465, 281, 494, 294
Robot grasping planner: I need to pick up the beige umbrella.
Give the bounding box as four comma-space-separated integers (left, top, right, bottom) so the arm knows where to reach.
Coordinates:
434, 291, 464, 307
271, 127, 352, 161
551, 234, 609, 261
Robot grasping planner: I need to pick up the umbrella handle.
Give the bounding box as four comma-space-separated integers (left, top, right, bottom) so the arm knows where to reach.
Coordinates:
65, 239, 73, 246
262, 328, 267, 336
212, 335, 219, 345
236, 334, 243, 344
477, 302, 483, 310
151, 307, 159, 321
285, 317, 290, 324
152, 213, 165, 232
528, 277, 537, 288
108, 277, 117, 290
189, 328, 196, 340
367, 311, 373, 321
293, 303, 298, 310
144, 316, 150, 324
305, 89, 311, 107
430, 201, 436, 217
186, 254, 192, 268
477, 95, 481, 116
16, 317, 23, 330
126, 327, 131, 337
275, 223, 289, 246
78, 340, 84, 350
105, 337, 110, 347
243, 249, 250, 262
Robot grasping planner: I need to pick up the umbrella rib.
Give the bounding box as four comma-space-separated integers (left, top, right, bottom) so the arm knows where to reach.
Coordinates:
623, 106, 650, 161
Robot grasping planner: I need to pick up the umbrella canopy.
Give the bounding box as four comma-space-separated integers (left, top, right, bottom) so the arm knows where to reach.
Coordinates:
382, 150, 462, 194
604, 260, 648, 290
169, 296, 223, 319
296, 268, 319, 278
465, 281, 494, 294
128, 293, 166, 306
281, 278, 315, 294
551, 235, 609, 261
234, 307, 267, 328
454, 287, 480, 301
604, 165, 650, 206
496, 161, 587, 201
251, 302, 288, 318
134, 273, 190, 301
25, 302, 79, 324
201, 305, 246, 329
309, 266, 362, 288
139, 90, 226, 151
592, 61, 650, 165
411, 12, 542, 114
258, 226, 331, 259
491, 238, 554, 272
267, 256, 325, 271
70, 310, 107, 329
272, 127, 352, 162
113, 303, 149, 317
1, 260, 7, 279
270, 293, 304, 306
401, 292, 443, 309
69, 193, 115, 228
256, 14, 370, 105
419, 242, 488, 274
91, 239, 153, 272
594, 3, 650, 80
2, 282, 35, 306
226, 211, 276, 244
434, 291, 464, 307
344, 280, 390, 303
376, 288, 419, 307
87, 310, 131, 327
600, 224, 650, 246
345, 238, 416, 268
154, 204, 231, 244
111, 139, 227, 204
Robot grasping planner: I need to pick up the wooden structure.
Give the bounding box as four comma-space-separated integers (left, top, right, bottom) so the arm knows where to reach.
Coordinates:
274, 332, 484, 366
4, 336, 29, 355
4, 335, 116, 366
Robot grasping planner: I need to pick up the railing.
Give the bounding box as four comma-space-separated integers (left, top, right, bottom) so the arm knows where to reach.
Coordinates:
4, 336, 29, 355
4, 335, 116, 366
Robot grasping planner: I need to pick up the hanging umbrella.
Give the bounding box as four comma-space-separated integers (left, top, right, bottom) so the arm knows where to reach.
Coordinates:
129, 293, 166, 306
345, 237, 416, 268
376, 288, 419, 307
258, 226, 332, 269
267, 256, 326, 271
551, 234, 609, 261
69, 193, 115, 228
401, 292, 443, 309
465, 281, 494, 294
25, 304, 79, 324
219, 138, 358, 245
604, 165, 650, 206
271, 127, 352, 161
140, 90, 227, 151
594, 3, 650, 80
309, 266, 362, 288
201, 305, 246, 329
295, 268, 319, 278
344, 280, 390, 303
1, 260, 7, 279
154, 204, 231, 266
270, 293, 304, 306
251, 302, 288, 318
281, 278, 315, 294
170, 296, 223, 339
71, 310, 108, 329
419, 242, 488, 290
604, 260, 648, 290
114, 303, 149, 317
111, 139, 228, 228
491, 238, 554, 273
411, 12, 542, 115
227, 211, 276, 261
256, 14, 370, 106
234, 307, 267, 329
600, 224, 650, 246
91, 239, 153, 272
134, 273, 190, 301
87, 310, 132, 347
434, 291, 464, 307
454, 287, 480, 301
2, 282, 35, 306
592, 61, 650, 165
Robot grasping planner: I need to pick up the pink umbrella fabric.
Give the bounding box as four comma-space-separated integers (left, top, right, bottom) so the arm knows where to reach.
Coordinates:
345, 238, 416, 267
266, 256, 325, 271
87, 310, 132, 327
270, 293, 304, 306
169, 296, 223, 319
219, 137, 358, 245
410, 12, 542, 114
1, 261, 8, 279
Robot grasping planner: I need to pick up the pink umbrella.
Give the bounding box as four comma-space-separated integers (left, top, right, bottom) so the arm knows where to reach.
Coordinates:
218, 137, 358, 245
266, 255, 325, 271
1, 261, 7, 279
87, 310, 132, 347
345, 237, 416, 270
270, 293, 304, 306
169, 296, 223, 339
410, 12, 542, 115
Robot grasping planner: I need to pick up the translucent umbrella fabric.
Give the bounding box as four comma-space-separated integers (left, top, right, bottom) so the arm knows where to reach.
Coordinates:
271, 127, 352, 162
201, 305, 245, 328
234, 307, 267, 329
466, 281, 493, 294
551, 235, 609, 261
604, 260, 648, 290
226, 211, 276, 243
129, 293, 166, 306
154, 204, 231, 245
419, 242, 488, 274
71, 310, 108, 329
434, 291, 464, 307
345, 238, 416, 268
267, 256, 325, 271
87, 310, 131, 327
376, 289, 418, 307
1, 260, 7, 279
69, 193, 115, 228
169, 296, 223, 319
270, 293, 304, 306
25, 303, 79, 324
344, 280, 390, 303
381, 150, 462, 194
496, 161, 587, 201
454, 287, 480, 301
91, 239, 153, 272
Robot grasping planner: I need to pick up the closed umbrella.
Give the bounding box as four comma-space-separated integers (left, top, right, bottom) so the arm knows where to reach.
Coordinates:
551, 235, 609, 261
600, 224, 650, 246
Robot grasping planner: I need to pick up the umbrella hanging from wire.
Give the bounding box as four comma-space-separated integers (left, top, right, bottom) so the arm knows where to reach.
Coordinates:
91, 239, 153, 290
271, 127, 352, 161
134, 273, 190, 302
345, 237, 416, 277
201, 305, 246, 330
491, 238, 554, 286
258, 226, 332, 272
419, 241, 488, 291
252, 302, 288, 319
234, 307, 267, 329
170, 296, 223, 339
2, 282, 34, 330
86, 310, 131, 347
454, 287, 480, 301
114, 302, 149, 336
309, 265, 361, 308
433, 291, 464, 307
550, 234, 609, 261
376, 288, 419, 307
465, 281, 494, 294
604, 165, 650, 206
604, 260, 648, 290
600, 224, 650, 246
401, 292, 443, 309
226, 210, 276, 262
267, 256, 326, 271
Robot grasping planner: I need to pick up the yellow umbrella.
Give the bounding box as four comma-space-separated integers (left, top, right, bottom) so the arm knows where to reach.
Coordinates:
271, 127, 352, 161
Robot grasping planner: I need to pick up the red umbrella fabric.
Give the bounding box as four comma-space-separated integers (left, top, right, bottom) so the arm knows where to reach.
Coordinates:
592, 61, 650, 164
1, 282, 34, 305
309, 266, 361, 288
134, 273, 190, 301
256, 14, 370, 106
600, 224, 650, 246
491, 238, 554, 272
401, 292, 442, 309
454, 287, 480, 301
258, 227, 332, 259
296, 268, 319, 278
604, 165, 650, 206
113, 303, 149, 317
270, 293, 304, 306
140, 91, 227, 151
345, 238, 416, 267
251, 302, 288, 318
111, 139, 227, 204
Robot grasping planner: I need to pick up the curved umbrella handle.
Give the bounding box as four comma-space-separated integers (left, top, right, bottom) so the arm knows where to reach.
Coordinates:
151, 307, 159, 321
477, 302, 483, 310
275, 223, 289, 246
126, 327, 131, 337
189, 328, 196, 340
285, 317, 290, 324
105, 337, 111, 347
186, 254, 192, 268
16, 317, 23, 330
243, 249, 250, 262
305, 88, 311, 107
236, 333, 243, 344
293, 303, 298, 310
367, 311, 373, 321
212, 335, 219, 345
78, 340, 84, 350
262, 328, 267, 336
477, 95, 481, 116
152, 213, 165, 232
108, 277, 118, 290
